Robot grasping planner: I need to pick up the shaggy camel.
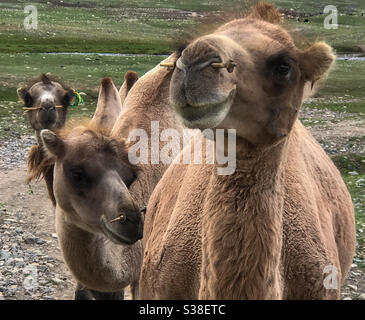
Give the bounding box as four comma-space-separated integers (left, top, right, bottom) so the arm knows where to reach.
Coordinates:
140, 3, 356, 299
40, 60, 185, 299
17, 74, 74, 205
22, 71, 139, 209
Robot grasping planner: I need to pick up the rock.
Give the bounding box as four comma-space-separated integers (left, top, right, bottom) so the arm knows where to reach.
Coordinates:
4, 258, 14, 266
0, 292, 4, 300
52, 278, 62, 285
357, 293, 365, 300
351, 263, 357, 268
348, 171, 358, 176
24, 237, 37, 244
36, 239, 46, 245
343, 297, 352, 300
0, 250, 11, 261
347, 284, 358, 291
14, 258, 24, 267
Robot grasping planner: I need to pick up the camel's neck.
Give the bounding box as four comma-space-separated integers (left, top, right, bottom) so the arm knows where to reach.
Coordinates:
112, 57, 184, 209
199, 138, 289, 299
55, 208, 142, 292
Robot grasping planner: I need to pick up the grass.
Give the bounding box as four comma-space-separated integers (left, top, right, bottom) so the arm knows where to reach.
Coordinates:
0, 53, 165, 140
0, 2, 195, 54
333, 153, 365, 268
0, 1, 364, 54
305, 60, 365, 114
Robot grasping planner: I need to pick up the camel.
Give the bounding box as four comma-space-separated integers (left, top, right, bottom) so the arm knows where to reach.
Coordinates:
40, 61, 185, 299
140, 3, 356, 299
17, 74, 75, 205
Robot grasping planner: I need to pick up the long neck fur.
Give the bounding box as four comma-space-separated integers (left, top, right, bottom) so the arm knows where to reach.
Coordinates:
57, 58, 181, 291
56, 207, 142, 292
199, 136, 289, 299
112, 56, 184, 209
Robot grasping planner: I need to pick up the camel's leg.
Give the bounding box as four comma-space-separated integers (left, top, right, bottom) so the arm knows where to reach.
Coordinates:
130, 281, 139, 300
89, 289, 125, 300
74, 283, 93, 300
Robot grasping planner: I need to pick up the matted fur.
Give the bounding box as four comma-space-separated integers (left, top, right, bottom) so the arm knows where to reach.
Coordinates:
26, 144, 45, 183
42, 119, 135, 172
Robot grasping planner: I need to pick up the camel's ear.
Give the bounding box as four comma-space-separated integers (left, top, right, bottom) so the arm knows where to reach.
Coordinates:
91, 77, 122, 133
61, 89, 75, 107
299, 42, 335, 82
119, 71, 139, 105
41, 129, 65, 158
17, 87, 33, 107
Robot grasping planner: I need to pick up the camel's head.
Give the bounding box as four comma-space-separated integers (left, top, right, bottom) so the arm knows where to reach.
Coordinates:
169, 3, 335, 145
40, 76, 143, 245
41, 127, 143, 245
17, 74, 74, 132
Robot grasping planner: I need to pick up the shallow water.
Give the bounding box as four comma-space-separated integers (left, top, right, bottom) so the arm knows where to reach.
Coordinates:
336, 55, 365, 61
46, 52, 168, 57
45, 52, 365, 61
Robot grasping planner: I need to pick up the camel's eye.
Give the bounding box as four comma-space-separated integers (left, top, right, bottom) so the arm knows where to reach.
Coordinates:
67, 166, 91, 188
272, 61, 292, 83
267, 53, 294, 84
276, 64, 291, 76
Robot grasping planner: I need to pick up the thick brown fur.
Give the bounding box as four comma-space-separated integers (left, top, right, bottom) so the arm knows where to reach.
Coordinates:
140, 2, 355, 300
41, 62, 186, 299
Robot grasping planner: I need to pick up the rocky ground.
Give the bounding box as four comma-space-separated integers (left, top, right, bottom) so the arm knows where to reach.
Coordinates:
0, 105, 364, 300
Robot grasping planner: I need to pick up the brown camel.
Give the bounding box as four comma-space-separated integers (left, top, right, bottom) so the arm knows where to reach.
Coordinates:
17, 74, 74, 205
40, 60, 185, 299
140, 3, 356, 299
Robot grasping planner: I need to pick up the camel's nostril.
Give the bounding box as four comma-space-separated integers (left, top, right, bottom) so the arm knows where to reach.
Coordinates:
41, 103, 56, 112
109, 213, 127, 224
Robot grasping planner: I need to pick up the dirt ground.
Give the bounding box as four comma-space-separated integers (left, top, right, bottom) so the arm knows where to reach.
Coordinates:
0, 166, 75, 299
0, 106, 364, 300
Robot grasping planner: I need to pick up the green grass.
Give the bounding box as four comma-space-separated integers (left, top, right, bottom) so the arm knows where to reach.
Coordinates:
318, 61, 365, 100
0, 53, 164, 140
0, 2, 195, 54
333, 153, 365, 268
305, 101, 365, 114
290, 15, 365, 54
305, 60, 365, 114
0, 1, 364, 54
0, 52, 165, 90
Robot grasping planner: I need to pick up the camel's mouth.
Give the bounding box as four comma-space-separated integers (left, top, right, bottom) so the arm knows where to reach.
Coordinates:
100, 215, 142, 245
173, 88, 236, 129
